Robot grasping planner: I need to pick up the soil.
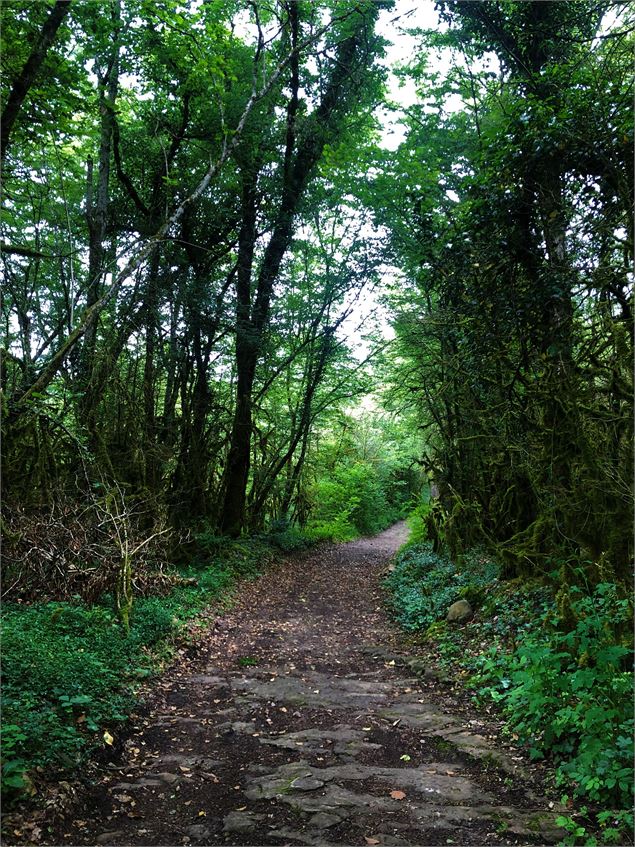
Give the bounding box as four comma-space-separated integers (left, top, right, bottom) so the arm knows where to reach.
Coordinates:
14, 523, 566, 846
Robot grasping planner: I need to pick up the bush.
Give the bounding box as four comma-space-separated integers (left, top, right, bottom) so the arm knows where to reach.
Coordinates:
384, 542, 499, 630
0, 535, 274, 802
477, 584, 633, 808
1, 602, 145, 798
307, 461, 401, 540
404, 502, 431, 547
266, 520, 313, 552
386, 541, 634, 830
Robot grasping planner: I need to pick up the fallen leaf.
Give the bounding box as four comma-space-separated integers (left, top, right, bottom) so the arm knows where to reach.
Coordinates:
236, 806, 247, 811
198, 811, 206, 817
400, 754, 411, 762
365, 839, 380, 845
389, 790, 406, 800
103, 731, 114, 746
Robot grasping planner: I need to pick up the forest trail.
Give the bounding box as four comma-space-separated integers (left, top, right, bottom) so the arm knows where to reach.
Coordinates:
48, 525, 563, 847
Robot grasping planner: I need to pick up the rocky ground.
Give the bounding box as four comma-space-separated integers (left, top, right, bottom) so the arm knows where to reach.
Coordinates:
37, 523, 564, 846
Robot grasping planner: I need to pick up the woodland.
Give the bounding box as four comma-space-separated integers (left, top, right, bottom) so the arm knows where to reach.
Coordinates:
1, 0, 633, 844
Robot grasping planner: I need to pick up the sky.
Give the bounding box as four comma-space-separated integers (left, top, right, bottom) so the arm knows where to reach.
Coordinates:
376, 0, 444, 150
338, 2, 449, 359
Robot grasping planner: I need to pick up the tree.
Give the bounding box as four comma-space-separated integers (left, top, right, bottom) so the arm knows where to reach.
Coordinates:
377, 0, 633, 578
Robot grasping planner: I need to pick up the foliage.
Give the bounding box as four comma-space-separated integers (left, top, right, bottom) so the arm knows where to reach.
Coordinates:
386, 541, 634, 841
302, 411, 420, 542
0, 537, 269, 802
376, 2, 634, 582
384, 542, 500, 631
475, 584, 633, 808
1, 0, 389, 543
266, 520, 313, 552
306, 459, 409, 541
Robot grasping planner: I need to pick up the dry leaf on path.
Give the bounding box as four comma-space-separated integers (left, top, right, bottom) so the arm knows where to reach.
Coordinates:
389, 790, 406, 800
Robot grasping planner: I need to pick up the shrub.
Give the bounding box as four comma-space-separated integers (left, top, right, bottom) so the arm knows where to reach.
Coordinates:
1, 602, 141, 799
384, 542, 500, 630
386, 542, 634, 826
0, 535, 274, 802
480, 584, 633, 808
404, 501, 431, 547
266, 519, 312, 552
307, 461, 401, 540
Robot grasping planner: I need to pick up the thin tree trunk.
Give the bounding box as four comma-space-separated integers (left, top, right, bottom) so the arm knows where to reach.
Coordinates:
79, 0, 121, 432
1, 0, 72, 162
219, 172, 258, 535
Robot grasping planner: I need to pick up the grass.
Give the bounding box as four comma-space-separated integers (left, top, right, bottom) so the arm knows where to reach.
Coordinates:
0, 535, 274, 803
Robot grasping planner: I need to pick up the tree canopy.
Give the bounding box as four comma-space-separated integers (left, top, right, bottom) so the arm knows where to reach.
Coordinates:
2, 0, 632, 577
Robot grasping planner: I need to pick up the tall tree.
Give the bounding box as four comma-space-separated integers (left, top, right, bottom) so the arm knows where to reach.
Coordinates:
220, 1, 385, 534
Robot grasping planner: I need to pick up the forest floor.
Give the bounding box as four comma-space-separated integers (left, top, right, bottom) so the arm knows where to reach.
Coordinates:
33, 523, 564, 847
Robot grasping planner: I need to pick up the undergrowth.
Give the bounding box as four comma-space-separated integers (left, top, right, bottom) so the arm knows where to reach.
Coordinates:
305, 461, 406, 542
0, 536, 273, 804
385, 537, 634, 846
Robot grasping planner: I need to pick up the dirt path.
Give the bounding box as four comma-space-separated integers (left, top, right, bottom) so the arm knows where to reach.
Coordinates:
47, 524, 562, 846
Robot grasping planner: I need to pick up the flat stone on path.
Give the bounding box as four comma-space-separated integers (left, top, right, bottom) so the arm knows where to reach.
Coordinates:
39, 522, 564, 846
290, 776, 326, 791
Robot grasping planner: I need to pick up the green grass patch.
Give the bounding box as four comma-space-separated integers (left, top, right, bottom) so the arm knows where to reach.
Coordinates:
0, 536, 274, 803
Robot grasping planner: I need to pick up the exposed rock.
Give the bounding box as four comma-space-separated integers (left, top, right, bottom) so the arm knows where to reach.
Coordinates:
291, 776, 325, 791
309, 812, 342, 828
223, 810, 264, 833
446, 599, 473, 624
185, 823, 211, 841
95, 832, 125, 844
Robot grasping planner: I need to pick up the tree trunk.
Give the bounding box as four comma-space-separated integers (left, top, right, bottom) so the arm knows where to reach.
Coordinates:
78, 1, 121, 434
219, 13, 375, 534
1, 0, 72, 162
219, 172, 258, 535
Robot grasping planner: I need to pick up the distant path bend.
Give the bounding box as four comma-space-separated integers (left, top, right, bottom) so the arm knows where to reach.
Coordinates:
47, 522, 562, 846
